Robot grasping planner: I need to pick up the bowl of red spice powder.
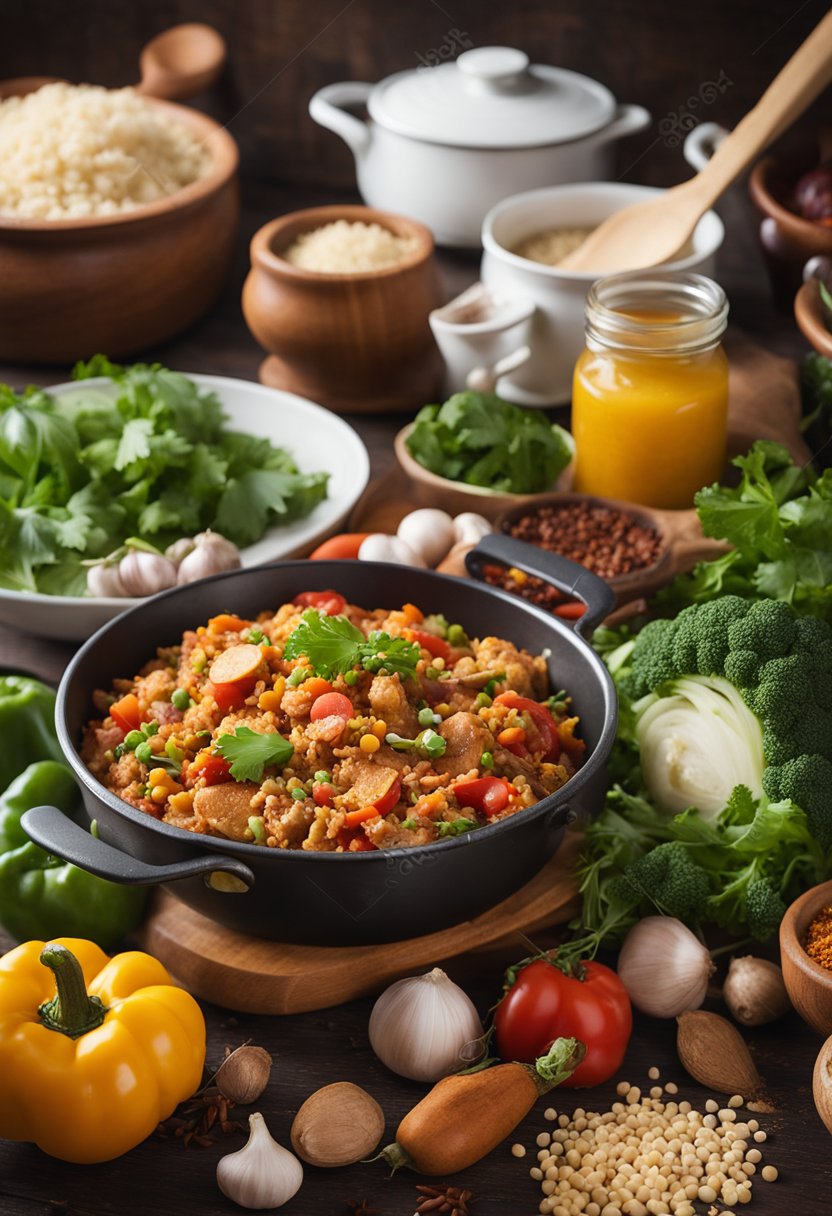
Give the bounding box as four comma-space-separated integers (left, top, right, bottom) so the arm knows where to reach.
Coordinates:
780, 880, 832, 1035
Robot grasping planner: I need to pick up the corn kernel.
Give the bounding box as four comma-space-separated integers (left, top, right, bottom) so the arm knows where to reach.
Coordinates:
508, 566, 528, 585
148, 767, 170, 786
258, 690, 283, 712
372, 719, 387, 739
360, 733, 381, 754
435, 702, 451, 717
168, 790, 195, 814
272, 675, 286, 700
150, 785, 169, 803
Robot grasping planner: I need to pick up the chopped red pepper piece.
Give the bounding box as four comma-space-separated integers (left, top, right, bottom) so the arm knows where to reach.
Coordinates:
406, 629, 451, 661
293, 590, 347, 616
206, 678, 256, 716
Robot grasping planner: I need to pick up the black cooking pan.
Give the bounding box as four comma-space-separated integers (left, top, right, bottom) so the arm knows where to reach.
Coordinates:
23, 534, 616, 946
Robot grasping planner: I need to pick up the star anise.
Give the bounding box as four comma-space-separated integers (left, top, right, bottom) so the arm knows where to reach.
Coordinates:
345, 1202, 381, 1216
414, 1183, 476, 1215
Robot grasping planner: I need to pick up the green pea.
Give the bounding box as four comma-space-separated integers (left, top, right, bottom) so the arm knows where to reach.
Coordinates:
344, 670, 358, 686
290, 787, 307, 801
448, 623, 469, 647
171, 688, 190, 711
480, 751, 494, 769
135, 741, 152, 766
124, 729, 144, 750
401, 817, 419, 830
425, 666, 441, 680
475, 692, 493, 709
313, 770, 331, 783
165, 739, 184, 763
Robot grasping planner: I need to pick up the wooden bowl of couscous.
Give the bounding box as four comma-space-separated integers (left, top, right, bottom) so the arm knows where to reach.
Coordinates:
0, 81, 239, 362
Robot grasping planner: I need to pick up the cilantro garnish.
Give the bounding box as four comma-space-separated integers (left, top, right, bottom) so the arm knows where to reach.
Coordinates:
283, 611, 420, 680
215, 726, 294, 782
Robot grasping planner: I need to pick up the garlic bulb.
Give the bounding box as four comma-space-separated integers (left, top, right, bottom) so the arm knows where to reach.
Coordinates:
453, 512, 492, 546
722, 955, 791, 1027
397, 508, 455, 566
216, 1112, 303, 1210
118, 550, 178, 597
618, 917, 714, 1019
165, 535, 197, 564
86, 561, 128, 598
369, 967, 483, 1082
358, 533, 426, 567
177, 530, 242, 585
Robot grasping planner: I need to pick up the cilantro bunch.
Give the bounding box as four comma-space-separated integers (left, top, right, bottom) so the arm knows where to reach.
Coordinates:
0, 357, 329, 596
405, 391, 573, 495
284, 610, 420, 680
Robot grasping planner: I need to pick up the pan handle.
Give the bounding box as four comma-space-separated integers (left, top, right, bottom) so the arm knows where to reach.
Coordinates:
465, 534, 615, 636
22, 806, 256, 893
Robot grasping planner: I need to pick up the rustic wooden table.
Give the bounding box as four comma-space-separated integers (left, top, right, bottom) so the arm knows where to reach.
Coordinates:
0, 180, 827, 1215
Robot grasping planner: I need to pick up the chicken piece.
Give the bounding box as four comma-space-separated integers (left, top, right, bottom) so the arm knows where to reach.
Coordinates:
268, 801, 316, 848
338, 757, 400, 809
493, 746, 549, 798
439, 712, 494, 777
472, 637, 547, 698
368, 673, 418, 736
193, 783, 258, 840
307, 714, 347, 744
280, 686, 316, 719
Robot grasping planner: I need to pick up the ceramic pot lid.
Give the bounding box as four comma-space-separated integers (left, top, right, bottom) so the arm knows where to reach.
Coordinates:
367, 46, 618, 149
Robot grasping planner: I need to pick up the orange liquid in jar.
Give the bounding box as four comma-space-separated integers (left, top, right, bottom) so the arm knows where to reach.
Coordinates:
571, 308, 729, 509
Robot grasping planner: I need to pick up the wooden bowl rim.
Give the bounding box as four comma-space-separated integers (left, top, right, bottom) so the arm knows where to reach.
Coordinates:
779, 878, 832, 991
795, 279, 832, 358
749, 156, 832, 249
249, 205, 436, 283
0, 97, 238, 233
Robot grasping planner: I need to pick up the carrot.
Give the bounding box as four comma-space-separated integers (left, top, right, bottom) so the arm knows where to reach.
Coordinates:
308, 533, 371, 560
301, 677, 334, 701
208, 643, 263, 685
208, 614, 252, 633
401, 602, 424, 624
110, 693, 141, 734
343, 805, 381, 828
554, 601, 587, 620
378, 1039, 584, 1175
497, 725, 526, 747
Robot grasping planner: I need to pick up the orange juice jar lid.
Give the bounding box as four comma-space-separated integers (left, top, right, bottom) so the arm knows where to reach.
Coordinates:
585, 270, 728, 355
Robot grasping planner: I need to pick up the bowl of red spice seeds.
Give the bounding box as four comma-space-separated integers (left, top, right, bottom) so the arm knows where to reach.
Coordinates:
779, 879, 832, 1036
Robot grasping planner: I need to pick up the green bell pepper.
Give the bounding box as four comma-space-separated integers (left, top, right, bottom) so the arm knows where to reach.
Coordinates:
0, 761, 147, 950
0, 675, 63, 791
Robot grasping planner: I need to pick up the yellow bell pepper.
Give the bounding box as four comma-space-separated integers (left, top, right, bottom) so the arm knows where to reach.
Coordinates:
0, 937, 206, 1163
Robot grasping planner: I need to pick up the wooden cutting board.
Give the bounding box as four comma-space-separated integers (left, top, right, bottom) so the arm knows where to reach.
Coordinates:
137, 832, 582, 1014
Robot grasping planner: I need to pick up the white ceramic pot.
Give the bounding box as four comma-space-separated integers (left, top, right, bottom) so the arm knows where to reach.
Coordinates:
309, 47, 650, 247
469, 180, 725, 407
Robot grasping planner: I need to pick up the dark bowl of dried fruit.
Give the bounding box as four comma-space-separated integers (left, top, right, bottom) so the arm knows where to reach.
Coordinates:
495, 492, 729, 613
749, 152, 832, 312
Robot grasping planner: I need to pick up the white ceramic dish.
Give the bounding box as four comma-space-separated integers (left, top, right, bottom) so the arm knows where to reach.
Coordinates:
309, 46, 649, 247
0, 374, 370, 641
474, 178, 724, 406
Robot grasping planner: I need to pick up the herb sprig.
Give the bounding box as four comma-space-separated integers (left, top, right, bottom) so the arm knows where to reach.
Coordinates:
283, 610, 420, 680
215, 726, 294, 782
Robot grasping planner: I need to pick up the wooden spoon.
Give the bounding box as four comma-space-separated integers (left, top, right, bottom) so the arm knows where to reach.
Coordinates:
560, 8, 832, 275
136, 23, 226, 101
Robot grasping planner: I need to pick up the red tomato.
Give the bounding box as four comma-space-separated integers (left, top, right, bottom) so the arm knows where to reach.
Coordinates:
408, 629, 451, 661
207, 678, 256, 715
195, 754, 232, 786
494, 956, 632, 1087
454, 776, 512, 817
310, 691, 354, 722
335, 827, 378, 852
494, 691, 560, 762
374, 776, 402, 816
313, 782, 335, 806
554, 601, 586, 621
293, 590, 347, 616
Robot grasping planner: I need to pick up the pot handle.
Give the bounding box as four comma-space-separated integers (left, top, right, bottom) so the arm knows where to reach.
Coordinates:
683, 122, 730, 171
465, 534, 615, 636
309, 82, 373, 155
590, 103, 651, 146
21, 805, 256, 892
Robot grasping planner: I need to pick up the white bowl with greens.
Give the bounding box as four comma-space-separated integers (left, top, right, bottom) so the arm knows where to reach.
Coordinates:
0, 361, 369, 640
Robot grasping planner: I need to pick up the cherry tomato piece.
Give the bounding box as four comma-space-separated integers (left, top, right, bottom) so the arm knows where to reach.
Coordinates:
313, 782, 335, 806
309, 533, 371, 560
194, 754, 232, 786
407, 629, 451, 661
207, 678, 256, 715
310, 691, 354, 722
554, 601, 587, 620
494, 956, 632, 1088
336, 826, 378, 852
454, 776, 512, 817
293, 590, 347, 616
373, 776, 402, 817
494, 691, 560, 762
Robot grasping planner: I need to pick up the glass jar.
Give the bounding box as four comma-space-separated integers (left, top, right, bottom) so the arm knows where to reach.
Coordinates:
571, 271, 729, 508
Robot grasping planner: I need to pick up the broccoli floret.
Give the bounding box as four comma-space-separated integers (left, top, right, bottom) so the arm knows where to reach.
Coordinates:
625, 596, 832, 847
745, 878, 787, 941
614, 841, 711, 920
764, 755, 832, 848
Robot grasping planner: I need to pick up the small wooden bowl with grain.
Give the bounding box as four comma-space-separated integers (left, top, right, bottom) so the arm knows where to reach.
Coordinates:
780, 879, 832, 1035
